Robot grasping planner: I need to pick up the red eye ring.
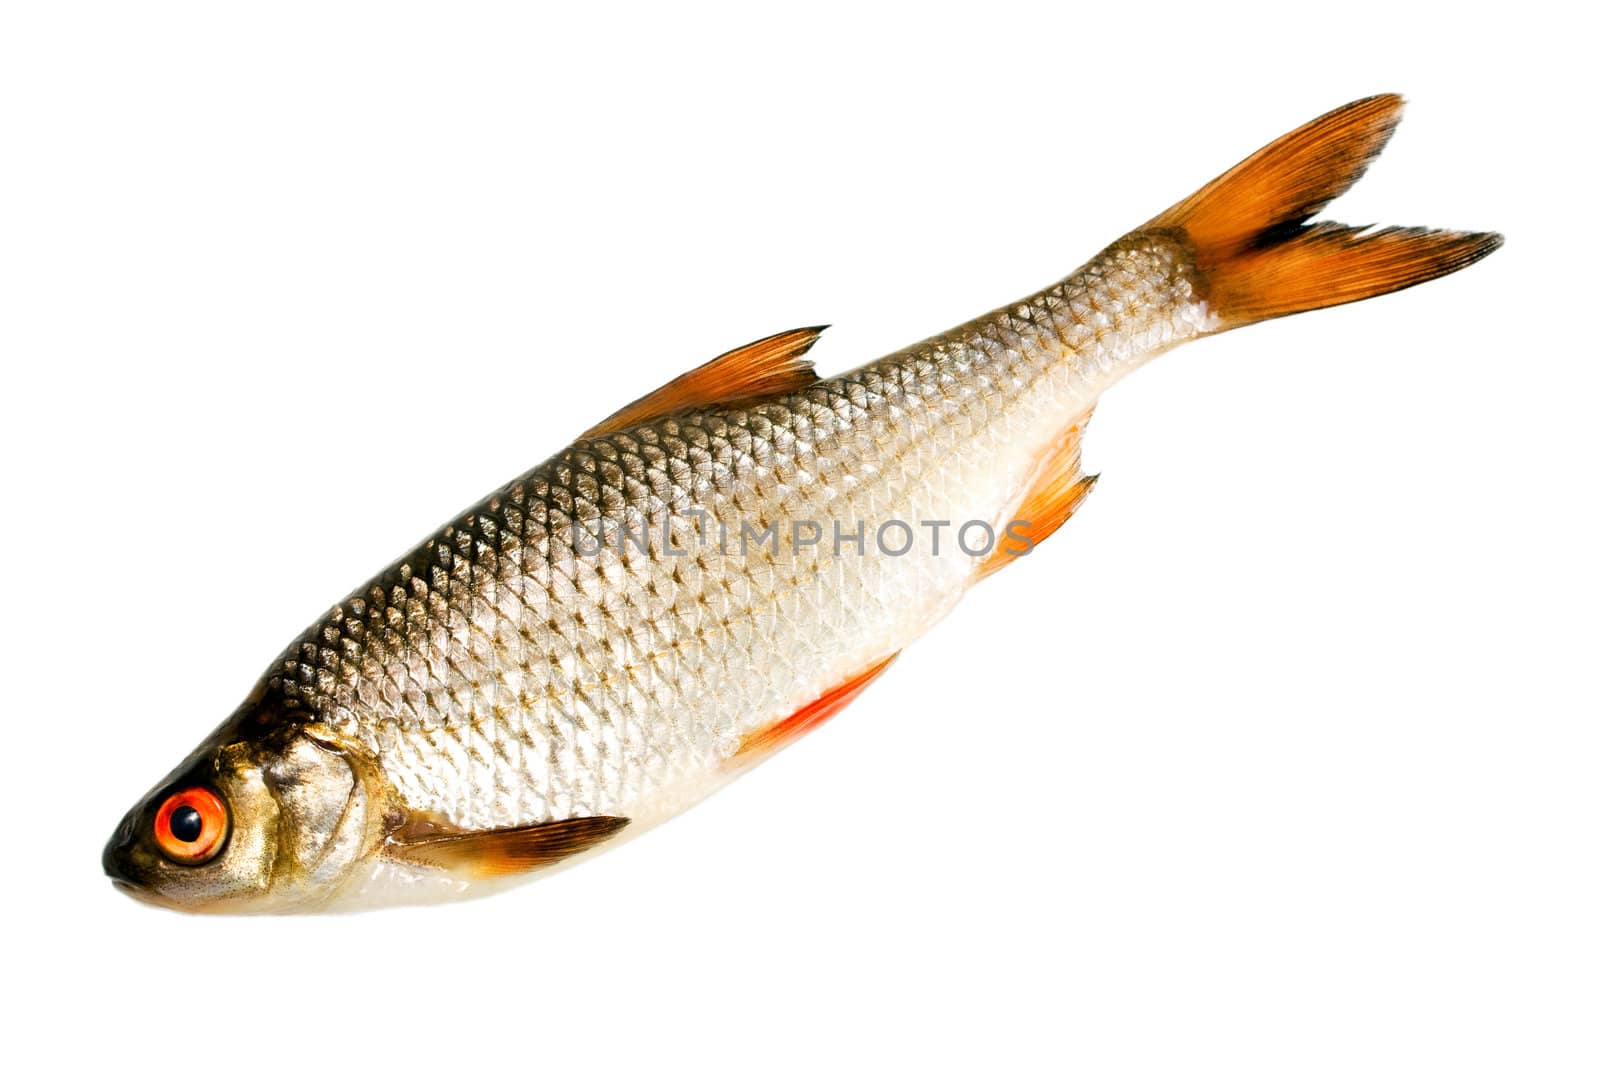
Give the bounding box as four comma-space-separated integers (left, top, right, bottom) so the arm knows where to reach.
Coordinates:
153, 786, 229, 865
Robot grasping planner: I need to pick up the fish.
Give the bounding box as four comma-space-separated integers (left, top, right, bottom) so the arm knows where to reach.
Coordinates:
103, 94, 1500, 913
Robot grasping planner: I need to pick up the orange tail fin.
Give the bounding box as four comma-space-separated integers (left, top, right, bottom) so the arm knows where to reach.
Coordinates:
1148, 94, 1501, 328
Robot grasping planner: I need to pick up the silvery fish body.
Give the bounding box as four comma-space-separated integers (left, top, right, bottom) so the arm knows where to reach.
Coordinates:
103, 96, 1499, 913
275, 236, 1202, 902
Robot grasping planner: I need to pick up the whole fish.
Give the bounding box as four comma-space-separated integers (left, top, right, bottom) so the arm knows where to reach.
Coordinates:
104, 95, 1499, 913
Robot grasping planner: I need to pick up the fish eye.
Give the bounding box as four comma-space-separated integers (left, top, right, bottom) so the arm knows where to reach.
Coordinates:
152, 786, 229, 865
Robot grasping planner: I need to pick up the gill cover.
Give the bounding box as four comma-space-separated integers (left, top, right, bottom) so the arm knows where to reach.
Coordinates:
103, 723, 381, 914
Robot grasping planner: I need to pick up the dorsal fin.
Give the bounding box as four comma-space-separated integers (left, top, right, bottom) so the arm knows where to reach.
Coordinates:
583, 326, 827, 437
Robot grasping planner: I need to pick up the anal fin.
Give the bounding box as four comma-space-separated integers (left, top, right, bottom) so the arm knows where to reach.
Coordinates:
977, 409, 1097, 582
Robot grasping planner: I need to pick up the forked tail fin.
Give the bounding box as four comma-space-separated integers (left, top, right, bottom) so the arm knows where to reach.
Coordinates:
1147, 94, 1501, 328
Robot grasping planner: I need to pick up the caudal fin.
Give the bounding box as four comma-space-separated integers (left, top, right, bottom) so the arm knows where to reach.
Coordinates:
1147, 94, 1501, 328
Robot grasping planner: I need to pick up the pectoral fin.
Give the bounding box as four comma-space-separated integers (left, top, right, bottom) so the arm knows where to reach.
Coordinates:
389, 815, 631, 879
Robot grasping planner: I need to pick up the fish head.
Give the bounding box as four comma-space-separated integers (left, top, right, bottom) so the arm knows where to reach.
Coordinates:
103, 711, 385, 914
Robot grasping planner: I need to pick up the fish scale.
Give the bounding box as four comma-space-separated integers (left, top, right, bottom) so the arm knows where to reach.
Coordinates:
265, 234, 1197, 837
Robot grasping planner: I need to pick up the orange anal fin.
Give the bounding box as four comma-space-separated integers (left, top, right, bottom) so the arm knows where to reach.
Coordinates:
978, 475, 1096, 581
733, 654, 898, 764
584, 326, 826, 437
976, 412, 1097, 582
387, 815, 631, 879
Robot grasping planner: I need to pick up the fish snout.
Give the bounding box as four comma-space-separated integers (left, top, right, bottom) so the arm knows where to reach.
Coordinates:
102, 809, 144, 888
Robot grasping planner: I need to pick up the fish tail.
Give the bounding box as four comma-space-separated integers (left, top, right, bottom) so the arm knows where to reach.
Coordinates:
1146, 94, 1501, 329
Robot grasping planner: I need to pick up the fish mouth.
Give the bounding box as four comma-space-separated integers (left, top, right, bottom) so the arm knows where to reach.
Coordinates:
109, 875, 192, 912
102, 812, 150, 894
103, 846, 176, 908
104, 857, 151, 901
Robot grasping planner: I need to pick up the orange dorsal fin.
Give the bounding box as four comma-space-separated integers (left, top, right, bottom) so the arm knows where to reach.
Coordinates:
733, 654, 898, 764
583, 326, 826, 437
977, 409, 1097, 582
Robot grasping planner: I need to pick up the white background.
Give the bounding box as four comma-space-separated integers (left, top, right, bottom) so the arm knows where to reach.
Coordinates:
2, 3, 1594, 1064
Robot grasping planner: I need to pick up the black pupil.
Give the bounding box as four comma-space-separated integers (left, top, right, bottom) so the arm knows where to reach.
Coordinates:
169, 805, 204, 843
